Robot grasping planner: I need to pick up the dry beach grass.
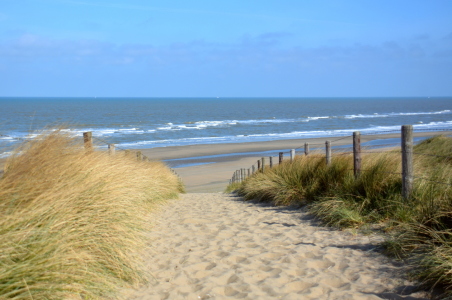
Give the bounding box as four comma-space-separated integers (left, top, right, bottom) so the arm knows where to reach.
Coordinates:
0, 131, 182, 299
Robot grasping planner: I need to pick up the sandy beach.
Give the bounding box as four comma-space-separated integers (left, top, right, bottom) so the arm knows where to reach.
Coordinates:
140, 131, 452, 193
117, 132, 451, 299
122, 193, 428, 300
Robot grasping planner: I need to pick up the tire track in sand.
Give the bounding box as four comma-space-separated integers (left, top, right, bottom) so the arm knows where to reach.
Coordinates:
123, 193, 427, 300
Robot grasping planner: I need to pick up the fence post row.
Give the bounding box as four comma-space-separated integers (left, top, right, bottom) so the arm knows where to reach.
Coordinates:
227, 124, 424, 200
353, 132, 361, 177
402, 125, 414, 200
325, 141, 331, 165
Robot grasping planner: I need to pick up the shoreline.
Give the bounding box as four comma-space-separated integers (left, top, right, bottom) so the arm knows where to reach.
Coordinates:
137, 131, 452, 193
139, 131, 452, 163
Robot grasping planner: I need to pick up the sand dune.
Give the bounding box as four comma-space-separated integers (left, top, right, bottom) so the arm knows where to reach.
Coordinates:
122, 193, 427, 300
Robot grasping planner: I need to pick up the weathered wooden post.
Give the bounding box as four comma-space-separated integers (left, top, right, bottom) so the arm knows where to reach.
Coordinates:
290, 149, 295, 162
136, 151, 143, 161
304, 143, 309, 156
279, 152, 284, 164
252, 165, 256, 174
261, 157, 265, 172
242, 168, 246, 180
108, 144, 115, 155
402, 125, 414, 200
257, 159, 261, 171
353, 132, 361, 177
269, 156, 273, 168
248, 168, 251, 177
325, 141, 331, 165
83, 132, 93, 153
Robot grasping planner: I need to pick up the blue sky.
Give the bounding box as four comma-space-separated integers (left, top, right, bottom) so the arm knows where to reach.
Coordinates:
1, 0, 451, 97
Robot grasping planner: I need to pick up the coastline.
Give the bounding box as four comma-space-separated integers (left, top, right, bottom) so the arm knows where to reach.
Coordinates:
138, 131, 452, 193
2, 131, 451, 191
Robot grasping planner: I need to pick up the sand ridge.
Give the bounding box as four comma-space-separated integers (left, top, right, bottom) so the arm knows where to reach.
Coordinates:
123, 193, 427, 300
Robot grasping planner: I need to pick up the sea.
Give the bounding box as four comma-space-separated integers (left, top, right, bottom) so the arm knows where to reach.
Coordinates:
0, 97, 451, 158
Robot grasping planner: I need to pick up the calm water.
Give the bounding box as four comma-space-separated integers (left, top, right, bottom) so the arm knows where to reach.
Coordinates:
1, 97, 451, 156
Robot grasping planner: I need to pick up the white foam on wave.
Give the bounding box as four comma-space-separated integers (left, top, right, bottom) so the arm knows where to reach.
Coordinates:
0, 136, 15, 140
307, 116, 330, 121
159, 118, 297, 131
62, 127, 152, 136
345, 110, 451, 119
0, 151, 13, 158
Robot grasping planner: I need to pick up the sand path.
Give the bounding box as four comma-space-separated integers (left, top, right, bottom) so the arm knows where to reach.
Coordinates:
123, 193, 426, 300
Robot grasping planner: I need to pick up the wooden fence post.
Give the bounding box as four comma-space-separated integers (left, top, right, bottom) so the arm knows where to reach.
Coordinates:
290, 149, 295, 162
261, 157, 265, 172
353, 132, 361, 177
304, 143, 309, 156
325, 141, 331, 165
252, 165, 256, 174
136, 151, 143, 161
248, 168, 251, 177
279, 152, 284, 164
269, 156, 273, 168
83, 132, 93, 153
108, 144, 115, 155
242, 168, 246, 180
402, 125, 414, 200
257, 159, 261, 171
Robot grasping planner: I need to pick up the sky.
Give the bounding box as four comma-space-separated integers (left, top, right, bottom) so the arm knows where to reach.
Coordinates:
0, 0, 451, 97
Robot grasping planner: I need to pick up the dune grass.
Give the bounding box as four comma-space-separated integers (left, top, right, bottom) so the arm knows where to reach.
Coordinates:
228, 136, 452, 297
0, 130, 183, 299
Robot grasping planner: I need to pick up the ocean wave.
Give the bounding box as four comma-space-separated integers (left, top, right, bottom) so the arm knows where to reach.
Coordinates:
307, 116, 331, 120
345, 110, 451, 119
54, 109, 452, 136
154, 109, 452, 132
115, 121, 452, 149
